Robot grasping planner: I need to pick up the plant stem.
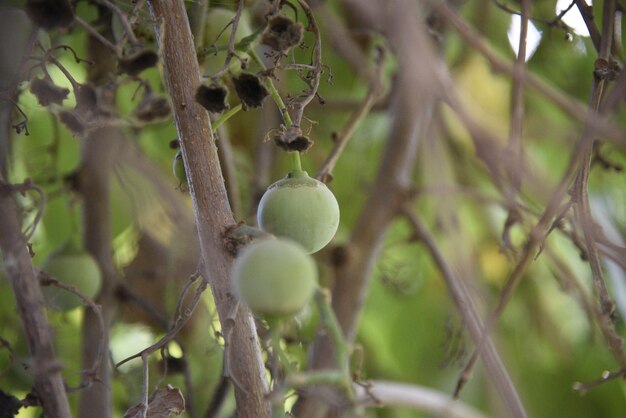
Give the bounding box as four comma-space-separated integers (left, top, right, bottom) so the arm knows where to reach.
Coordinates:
315, 289, 349, 371
212, 104, 242, 132
291, 152, 302, 172
249, 50, 293, 126
249, 49, 302, 172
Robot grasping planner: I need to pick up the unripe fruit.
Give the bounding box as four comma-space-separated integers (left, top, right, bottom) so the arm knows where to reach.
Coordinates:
42, 245, 102, 311
257, 171, 340, 254
173, 151, 187, 186
231, 239, 317, 318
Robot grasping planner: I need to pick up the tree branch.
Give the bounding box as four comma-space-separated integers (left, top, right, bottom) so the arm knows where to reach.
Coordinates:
147, 1, 271, 416
0, 179, 71, 418
355, 380, 490, 418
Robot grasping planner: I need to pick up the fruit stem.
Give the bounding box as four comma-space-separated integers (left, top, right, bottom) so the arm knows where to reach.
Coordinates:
249, 50, 293, 127
212, 103, 242, 132
315, 288, 351, 372
291, 151, 302, 172
249, 49, 303, 173
269, 324, 289, 417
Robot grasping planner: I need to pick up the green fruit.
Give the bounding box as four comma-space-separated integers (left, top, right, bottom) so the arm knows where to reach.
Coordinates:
173, 151, 187, 186
257, 171, 340, 254
231, 239, 317, 318
42, 245, 102, 311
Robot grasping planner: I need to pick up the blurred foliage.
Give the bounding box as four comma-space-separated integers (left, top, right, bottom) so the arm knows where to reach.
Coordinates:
1, 0, 626, 417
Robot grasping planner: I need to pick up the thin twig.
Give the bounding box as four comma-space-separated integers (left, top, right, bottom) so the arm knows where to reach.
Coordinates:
401, 207, 527, 418
116, 273, 206, 368
290, 0, 323, 128
74, 16, 120, 55
205, 0, 247, 79
39, 272, 106, 392
507, 0, 529, 193
572, 367, 626, 394
570, 0, 626, 364
96, 0, 141, 47
420, 0, 625, 146
315, 48, 385, 183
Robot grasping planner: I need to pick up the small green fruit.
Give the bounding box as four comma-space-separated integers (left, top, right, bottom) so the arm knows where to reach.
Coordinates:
42, 245, 102, 311
173, 151, 187, 186
231, 239, 317, 318
257, 171, 340, 254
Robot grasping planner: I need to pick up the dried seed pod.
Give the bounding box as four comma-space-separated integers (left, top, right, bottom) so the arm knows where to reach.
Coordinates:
274, 134, 313, 152
119, 49, 159, 76
274, 127, 313, 152
29, 77, 69, 106
261, 15, 304, 53
26, 0, 74, 30
195, 84, 229, 114
232, 73, 268, 109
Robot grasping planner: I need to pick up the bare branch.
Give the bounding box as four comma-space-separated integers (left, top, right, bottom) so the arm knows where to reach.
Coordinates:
356, 380, 490, 418
0, 177, 71, 418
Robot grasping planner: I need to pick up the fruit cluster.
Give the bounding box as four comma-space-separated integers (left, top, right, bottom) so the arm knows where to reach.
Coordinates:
231, 171, 340, 318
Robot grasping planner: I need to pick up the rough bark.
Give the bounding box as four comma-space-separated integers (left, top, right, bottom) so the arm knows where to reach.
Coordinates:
0, 181, 72, 418
147, 1, 271, 416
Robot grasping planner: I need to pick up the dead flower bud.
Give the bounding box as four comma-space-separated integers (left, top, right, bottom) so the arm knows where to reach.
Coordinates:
274, 126, 313, 152
232, 73, 268, 110
119, 49, 159, 76
26, 0, 74, 30
195, 84, 229, 114
133, 94, 171, 122
59, 111, 85, 137
261, 15, 304, 53
30, 77, 69, 106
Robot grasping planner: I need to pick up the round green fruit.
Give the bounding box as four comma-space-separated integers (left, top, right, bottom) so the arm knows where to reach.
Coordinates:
173, 151, 187, 186
42, 247, 102, 311
257, 171, 340, 254
231, 238, 318, 318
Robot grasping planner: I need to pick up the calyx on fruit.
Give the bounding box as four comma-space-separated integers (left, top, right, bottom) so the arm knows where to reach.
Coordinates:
231, 238, 317, 318
257, 171, 340, 254
41, 241, 102, 311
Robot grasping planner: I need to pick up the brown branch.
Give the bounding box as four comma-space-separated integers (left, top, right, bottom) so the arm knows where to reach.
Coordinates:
77, 10, 125, 416
401, 208, 527, 418
0, 179, 72, 418
147, 1, 271, 416
315, 48, 385, 183
573, 0, 602, 52
570, 0, 626, 365
421, 0, 625, 146
507, 0, 529, 193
